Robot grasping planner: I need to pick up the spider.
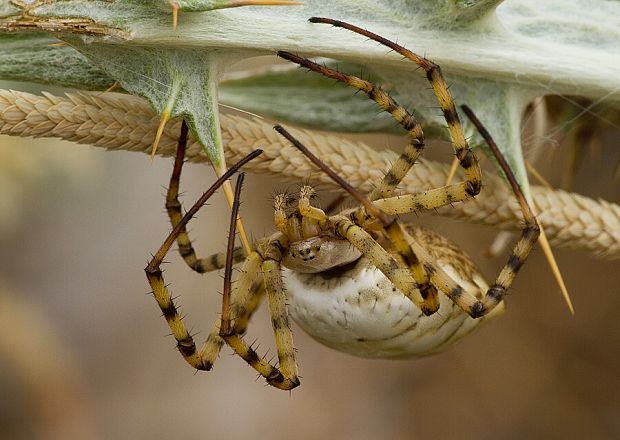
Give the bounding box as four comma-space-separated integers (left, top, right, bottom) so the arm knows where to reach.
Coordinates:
145, 18, 540, 391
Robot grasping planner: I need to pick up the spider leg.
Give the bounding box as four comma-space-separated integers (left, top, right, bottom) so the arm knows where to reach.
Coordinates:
169, 157, 266, 363
220, 251, 266, 335
157, 250, 265, 364
406, 216, 538, 318
382, 220, 440, 312
159, 120, 255, 372
371, 186, 481, 215
393, 106, 541, 317
219, 233, 300, 390
277, 50, 425, 202
281, 17, 483, 205
184, 193, 276, 363
197, 192, 297, 340
330, 214, 443, 314
165, 120, 247, 273
144, 150, 261, 370
197, 252, 267, 370
261, 246, 300, 388
462, 105, 540, 316
215, 171, 298, 390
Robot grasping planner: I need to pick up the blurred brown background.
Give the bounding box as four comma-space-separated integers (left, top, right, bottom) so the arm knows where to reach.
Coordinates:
0, 96, 619, 439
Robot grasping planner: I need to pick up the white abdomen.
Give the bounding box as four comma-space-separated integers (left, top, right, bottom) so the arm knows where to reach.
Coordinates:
284, 257, 504, 359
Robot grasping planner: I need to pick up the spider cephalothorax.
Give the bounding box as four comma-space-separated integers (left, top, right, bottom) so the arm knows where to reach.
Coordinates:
272, 188, 362, 273
145, 18, 540, 391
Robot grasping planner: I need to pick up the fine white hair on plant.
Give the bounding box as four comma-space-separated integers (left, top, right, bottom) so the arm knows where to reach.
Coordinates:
1, 0, 619, 196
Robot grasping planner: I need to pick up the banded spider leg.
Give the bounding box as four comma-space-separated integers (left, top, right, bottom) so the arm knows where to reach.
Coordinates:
144, 148, 262, 371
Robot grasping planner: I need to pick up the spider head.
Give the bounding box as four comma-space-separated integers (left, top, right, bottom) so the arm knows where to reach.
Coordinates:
283, 233, 361, 273
274, 189, 361, 273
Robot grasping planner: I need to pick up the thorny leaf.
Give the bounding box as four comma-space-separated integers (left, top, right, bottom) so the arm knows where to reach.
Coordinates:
1, 0, 619, 191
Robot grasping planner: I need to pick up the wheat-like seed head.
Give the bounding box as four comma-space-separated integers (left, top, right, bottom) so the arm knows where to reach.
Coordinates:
0, 89, 618, 259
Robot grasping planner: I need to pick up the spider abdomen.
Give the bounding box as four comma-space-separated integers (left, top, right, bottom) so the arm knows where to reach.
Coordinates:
284, 228, 505, 359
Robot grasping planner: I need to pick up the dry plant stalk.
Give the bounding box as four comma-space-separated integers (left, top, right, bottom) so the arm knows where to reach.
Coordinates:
1, 89, 618, 260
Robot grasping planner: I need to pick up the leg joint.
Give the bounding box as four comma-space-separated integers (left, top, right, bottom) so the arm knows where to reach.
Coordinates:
458, 148, 476, 169
469, 301, 486, 319
177, 337, 197, 358
465, 180, 481, 197
165, 199, 182, 210
144, 266, 162, 278
524, 223, 541, 239
487, 285, 505, 303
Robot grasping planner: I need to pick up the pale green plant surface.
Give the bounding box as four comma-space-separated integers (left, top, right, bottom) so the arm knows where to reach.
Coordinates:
1, 0, 619, 186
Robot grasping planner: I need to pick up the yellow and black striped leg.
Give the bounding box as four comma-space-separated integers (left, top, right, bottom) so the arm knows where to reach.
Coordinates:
282, 18, 482, 218
144, 150, 261, 370
463, 105, 540, 316
228, 253, 266, 335
218, 177, 288, 387
406, 209, 539, 317
197, 253, 267, 370
165, 122, 263, 351
372, 185, 482, 215
261, 253, 300, 389
402, 105, 541, 318
383, 221, 440, 312
166, 120, 246, 273
307, 17, 483, 200
277, 51, 425, 203
218, 182, 299, 390
329, 215, 439, 314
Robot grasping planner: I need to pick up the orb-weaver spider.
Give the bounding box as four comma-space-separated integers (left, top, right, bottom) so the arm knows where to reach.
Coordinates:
145, 18, 540, 391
